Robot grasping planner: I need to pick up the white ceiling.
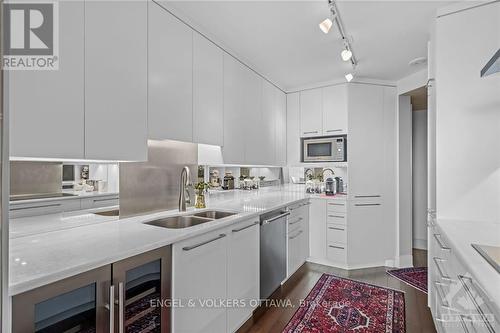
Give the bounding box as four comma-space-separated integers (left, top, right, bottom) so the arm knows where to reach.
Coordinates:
168, 0, 452, 91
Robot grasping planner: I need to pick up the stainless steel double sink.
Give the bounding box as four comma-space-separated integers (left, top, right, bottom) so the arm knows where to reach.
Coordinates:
144, 210, 237, 229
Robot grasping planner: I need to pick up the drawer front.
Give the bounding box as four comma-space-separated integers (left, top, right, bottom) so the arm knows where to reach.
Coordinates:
327, 224, 347, 244
81, 196, 119, 209
327, 200, 347, 213
9, 199, 81, 218
288, 215, 305, 234
327, 243, 346, 263
327, 212, 346, 225
433, 257, 453, 283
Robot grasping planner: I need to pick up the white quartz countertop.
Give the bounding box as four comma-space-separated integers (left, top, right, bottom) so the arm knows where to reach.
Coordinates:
9, 185, 309, 296
436, 218, 500, 305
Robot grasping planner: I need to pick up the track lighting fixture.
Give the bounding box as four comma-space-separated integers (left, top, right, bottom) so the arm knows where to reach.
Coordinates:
341, 49, 352, 62
319, 18, 333, 34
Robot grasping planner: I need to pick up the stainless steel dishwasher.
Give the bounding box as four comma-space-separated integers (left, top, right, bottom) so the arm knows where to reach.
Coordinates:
260, 209, 290, 299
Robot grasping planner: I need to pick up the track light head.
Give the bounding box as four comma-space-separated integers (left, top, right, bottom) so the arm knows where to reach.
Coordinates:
319, 18, 333, 34
341, 49, 352, 62
345, 73, 354, 82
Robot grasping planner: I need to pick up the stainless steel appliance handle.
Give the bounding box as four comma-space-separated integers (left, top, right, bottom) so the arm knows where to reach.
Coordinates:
433, 257, 452, 281
354, 203, 381, 206
433, 234, 451, 251
289, 217, 303, 225
119, 282, 124, 333
328, 226, 345, 231
354, 195, 381, 198
262, 211, 290, 224
182, 234, 226, 251
458, 275, 495, 333
232, 221, 259, 233
289, 230, 303, 240
328, 214, 344, 218
108, 284, 115, 333
329, 245, 345, 250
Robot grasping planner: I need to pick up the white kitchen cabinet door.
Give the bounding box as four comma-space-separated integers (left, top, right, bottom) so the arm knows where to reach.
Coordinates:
148, 1, 193, 143
9, 0, 84, 159
309, 199, 327, 259
193, 33, 223, 146
275, 90, 287, 166
347, 84, 384, 198
286, 93, 301, 165
322, 84, 348, 135
347, 200, 389, 267
226, 220, 259, 333
85, 0, 147, 161
243, 71, 264, 165
259, 80, 277, 165
287, 228, 302, 276
173, 230, 227, 333
299, 88, 323, 137
300, 205, 310, 263
223, 55, 247, 164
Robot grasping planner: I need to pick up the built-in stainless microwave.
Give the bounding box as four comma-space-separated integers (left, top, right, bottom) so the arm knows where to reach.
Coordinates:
302, 135, 347, 162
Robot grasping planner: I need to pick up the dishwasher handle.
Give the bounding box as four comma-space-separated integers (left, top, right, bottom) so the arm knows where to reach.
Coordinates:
261, 211, 290, 225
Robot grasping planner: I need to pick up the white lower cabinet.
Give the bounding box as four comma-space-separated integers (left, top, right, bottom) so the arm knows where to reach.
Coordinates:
172, 218, 259, 333
9, 198, 82, 219
226, 220, 260, 333
287, 201, 309, 278
308, 199, 327, 260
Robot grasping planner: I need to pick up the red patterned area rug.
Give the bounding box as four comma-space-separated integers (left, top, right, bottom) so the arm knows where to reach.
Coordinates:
283, 274, 406, 333
387, 267, 428, 294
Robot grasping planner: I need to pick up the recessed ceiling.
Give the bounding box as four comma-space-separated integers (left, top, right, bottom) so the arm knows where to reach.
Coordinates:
167, 0, 452, 91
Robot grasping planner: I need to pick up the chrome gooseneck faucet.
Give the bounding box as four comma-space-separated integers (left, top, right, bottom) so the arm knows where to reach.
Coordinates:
179, 166, 191, 212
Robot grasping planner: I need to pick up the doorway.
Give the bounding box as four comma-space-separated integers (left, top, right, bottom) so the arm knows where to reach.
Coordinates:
398, 85, 428, 266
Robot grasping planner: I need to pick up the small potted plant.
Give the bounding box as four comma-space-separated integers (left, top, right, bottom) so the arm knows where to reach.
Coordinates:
194, 182, 211, 209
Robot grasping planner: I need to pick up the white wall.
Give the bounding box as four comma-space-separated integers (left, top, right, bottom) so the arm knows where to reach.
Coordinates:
397, 69, 427, 95
435, 2, 500, 222
412, 110, 428, 249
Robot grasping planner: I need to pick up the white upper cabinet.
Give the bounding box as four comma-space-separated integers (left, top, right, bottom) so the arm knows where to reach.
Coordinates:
347, 84, 385, 197
9, 0, 85, 159
259, 80, 277, 165
193, 33, 224, 146
286, 92, 301, 166
299, 89, 323, 137
242, 69, 264, 165
148, 2, 193, 143
275, 90, 287, 166
223, 55, 247, 164
85, 0, 148, 161
322, 84, 348, 135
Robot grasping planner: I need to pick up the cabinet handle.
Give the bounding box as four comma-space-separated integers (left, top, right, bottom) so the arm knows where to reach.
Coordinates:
354, 203, 381, 206
328, 202, 345, 206
10, 203, 61, 211
182, 234, 226, 251
434, 281, 451, 308
301, 202, 311, 206
289, 230, 303, 240
262, 211, 290, 224
107, 285, 115, 333
328, 215, 344, 218
289, 217, 303, 225
94, 197, 118, 203
433, 257, 452, 281
354, 195, 381, 198
326, 129, 342, 133
329, 245, 345, 250
459, 315, 471, 333
328, 227, 345, 231
458, 275, 495, 333
433, 234, 451, 251
303, 131, 319, 135
232, 221, 259, 233
119, 282, 124, 333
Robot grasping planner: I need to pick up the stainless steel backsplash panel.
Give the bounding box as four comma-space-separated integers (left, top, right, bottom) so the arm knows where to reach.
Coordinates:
119, 140, 197, 218
10, 161, 62, 195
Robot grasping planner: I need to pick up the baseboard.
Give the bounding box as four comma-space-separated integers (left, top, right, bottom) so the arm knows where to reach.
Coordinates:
413, 238, 428, 250
306, 257, 389, 270
395, 254, 414, 268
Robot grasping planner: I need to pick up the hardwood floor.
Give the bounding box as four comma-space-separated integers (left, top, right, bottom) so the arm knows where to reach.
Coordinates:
240, 249, 436, 333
